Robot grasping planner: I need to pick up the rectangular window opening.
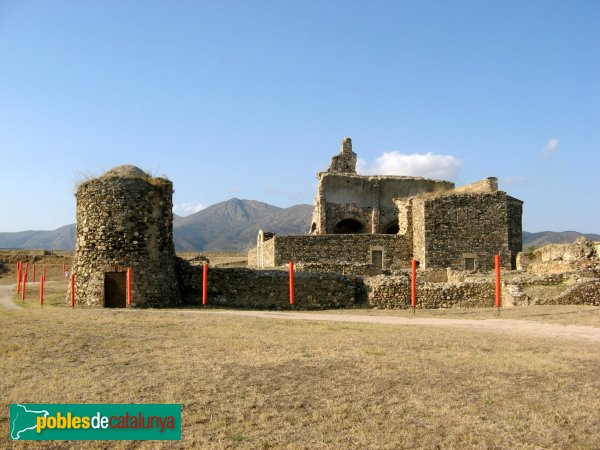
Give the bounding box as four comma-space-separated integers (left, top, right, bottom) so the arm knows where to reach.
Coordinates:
464, 258, 476, 271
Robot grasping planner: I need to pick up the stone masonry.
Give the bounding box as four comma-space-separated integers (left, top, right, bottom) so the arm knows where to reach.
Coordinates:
311, 138, 454, 236
70, 165, 180, 307
254, 138, 523, 272
177, 261, 363, 309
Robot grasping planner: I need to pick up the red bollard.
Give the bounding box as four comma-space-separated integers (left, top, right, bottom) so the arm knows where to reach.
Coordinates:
40, 275, 45, 307
33, 264, 36, 283
70, 274, 75, 307
22, 267, 28, 301
202, 263, 208, 306
21, 263, 29, 301
289, 260, 295, 306
127, 268, 132, 306
495, 254, 501, 309
63, 261, 66, 278
17, 264, 22, 294
411, 259, 417, 311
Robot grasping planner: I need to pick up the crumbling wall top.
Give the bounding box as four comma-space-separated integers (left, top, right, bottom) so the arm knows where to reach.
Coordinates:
452, 177, 498, 195
100, 165, 149, 179
327, 137, 357, 174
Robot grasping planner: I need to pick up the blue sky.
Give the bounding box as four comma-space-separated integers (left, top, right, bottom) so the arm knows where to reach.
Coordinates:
0, 1, 598, 233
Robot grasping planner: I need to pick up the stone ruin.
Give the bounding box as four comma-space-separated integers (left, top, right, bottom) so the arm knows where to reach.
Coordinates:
251, 137, 523, 272
69, 165, 180, 307
64, 142, 598, 310
517, 236, 600, 276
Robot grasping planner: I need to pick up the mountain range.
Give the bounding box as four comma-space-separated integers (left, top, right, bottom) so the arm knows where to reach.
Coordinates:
0, 198, 598, 252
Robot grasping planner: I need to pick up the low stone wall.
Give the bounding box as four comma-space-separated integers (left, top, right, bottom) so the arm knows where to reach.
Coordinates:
0, 249, 49, 256
251, 234, 410, 270
296, 261, 384, 276
364, 275, 495, 309
540, 280, 600, 306
517, 237, 599, 275
177, 260, 364, 309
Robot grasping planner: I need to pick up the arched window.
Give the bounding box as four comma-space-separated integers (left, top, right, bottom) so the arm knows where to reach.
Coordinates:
333, 218, 365, 234
310, 222, 317, 233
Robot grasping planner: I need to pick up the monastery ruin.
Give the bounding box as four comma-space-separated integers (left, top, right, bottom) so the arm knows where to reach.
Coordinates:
250, 138, 523, 273
62, 139, 599, 309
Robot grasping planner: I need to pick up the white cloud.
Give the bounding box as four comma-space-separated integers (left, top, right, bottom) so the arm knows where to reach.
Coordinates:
541, 138, 559, 158
173, 202, 205, 216
358, 151, 462, 180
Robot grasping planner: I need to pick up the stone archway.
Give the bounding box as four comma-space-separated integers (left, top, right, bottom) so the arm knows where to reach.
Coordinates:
383, 221, 400, 235
333, 218, 365, 234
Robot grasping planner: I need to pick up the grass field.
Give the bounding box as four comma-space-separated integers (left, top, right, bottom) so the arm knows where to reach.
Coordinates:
1, 281, 600, 448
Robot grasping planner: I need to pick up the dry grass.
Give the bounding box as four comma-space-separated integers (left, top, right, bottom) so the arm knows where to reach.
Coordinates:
315, 305, 600, 327
1, 300, 600, 448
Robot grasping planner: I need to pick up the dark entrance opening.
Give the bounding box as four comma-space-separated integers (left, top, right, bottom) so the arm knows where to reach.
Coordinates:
383, 222, 400, 234
104, 272, 126, 308
333, 218, 364, 234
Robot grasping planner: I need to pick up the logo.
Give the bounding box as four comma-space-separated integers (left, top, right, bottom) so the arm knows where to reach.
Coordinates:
10, 404, 181, 440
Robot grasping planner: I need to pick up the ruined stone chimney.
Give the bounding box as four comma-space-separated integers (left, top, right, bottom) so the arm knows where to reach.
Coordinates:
328, 137, 357, 174
341, 137, 352, 154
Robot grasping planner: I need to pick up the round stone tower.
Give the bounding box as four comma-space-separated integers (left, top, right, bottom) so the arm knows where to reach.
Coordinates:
70, 165, 180, 307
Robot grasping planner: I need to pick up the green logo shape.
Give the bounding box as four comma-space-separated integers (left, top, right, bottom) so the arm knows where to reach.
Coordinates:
10, 404, 181, 440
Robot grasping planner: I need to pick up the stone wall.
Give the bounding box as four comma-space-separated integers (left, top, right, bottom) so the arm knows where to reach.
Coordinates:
247, 247, 258, 267
310, 138, 454, 235
411, 198, 426, 265
364, 275, 496, 309
251, 234, 411, 270
70, 166, 180, 307
538, 280, 600, 306
517, 237, 599, 275
177, 260, 364, 309
419, 192, 517, 270
451, 177, 498, 194
316, 173, 453, 235
295, 261, 384, 276
507, 197, 523, 268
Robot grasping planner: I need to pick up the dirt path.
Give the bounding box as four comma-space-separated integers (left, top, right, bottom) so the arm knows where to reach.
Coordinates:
0, 284, 21, 309
210, 310, 600, 343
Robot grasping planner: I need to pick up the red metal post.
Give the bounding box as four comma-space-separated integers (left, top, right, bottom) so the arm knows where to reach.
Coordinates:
495, 254, 501, 308
22, 266, 28, 301
202, 263, 208, 306
33, 264, 36, 283
63, 261, 66, 278
70, 274, 75, 307
17, 264, 22, 294
127, 268, 132, 306
289, 260, 295, 306
40, 275, 44, 307
411, 259, 417, 310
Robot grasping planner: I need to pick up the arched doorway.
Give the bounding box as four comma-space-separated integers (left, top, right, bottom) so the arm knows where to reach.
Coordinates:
383, 221, 400, 234
333, 218, 365, 234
